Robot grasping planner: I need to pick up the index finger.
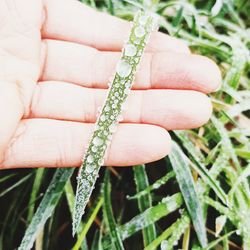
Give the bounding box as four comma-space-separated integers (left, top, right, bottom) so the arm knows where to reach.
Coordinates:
42, 0, 190, 53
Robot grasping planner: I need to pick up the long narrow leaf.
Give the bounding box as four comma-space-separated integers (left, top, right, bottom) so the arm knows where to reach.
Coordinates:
27, 168, 45, 223
18, 168, 74, 250
169, 142, 207, 247
103, 170, 124, 250
102, 193, 183, 249
144, 212, 190, 250
133, 165, 156, 246
174, 131, 228, 204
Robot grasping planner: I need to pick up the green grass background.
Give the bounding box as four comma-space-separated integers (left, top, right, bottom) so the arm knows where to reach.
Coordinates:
0, 0, 250, 249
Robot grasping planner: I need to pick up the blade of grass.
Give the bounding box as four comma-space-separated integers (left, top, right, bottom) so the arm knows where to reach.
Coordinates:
0, 173, 32, 198
128, 170, 175, 200
103, 170, 124, 250
120, 193, 183, 240
18, 168, 74, 250
73, 196, 103, 250
27, 168, 45, 223
174, 131, 228, 205
133, 165, 156, 246
0, 173, 16, 184
169, 142, 207, 247
182, 226, 190, 250
91, 229, 104, 250
102, 193, 183, 249
205, 231, 236, 250
144, 212, 190, 250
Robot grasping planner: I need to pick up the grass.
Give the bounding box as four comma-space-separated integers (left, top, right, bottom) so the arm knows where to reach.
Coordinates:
0, 0, 250, 249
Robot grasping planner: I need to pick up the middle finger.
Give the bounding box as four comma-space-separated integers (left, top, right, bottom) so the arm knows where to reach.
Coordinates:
40, 39, 221, 93
29, 81, 212, 130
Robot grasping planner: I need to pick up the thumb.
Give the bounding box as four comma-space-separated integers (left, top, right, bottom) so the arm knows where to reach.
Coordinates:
0, 83, 23, 163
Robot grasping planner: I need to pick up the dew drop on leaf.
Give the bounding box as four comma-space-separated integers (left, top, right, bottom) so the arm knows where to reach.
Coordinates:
86, 155, 94, 163
85, 164, 95, 174
135, 26, 145, 38
100, 115, 106, 121
125, 44, 137, 57
116, 60, 132, 78
93, 137, 103, 146
139, 15, 148, 25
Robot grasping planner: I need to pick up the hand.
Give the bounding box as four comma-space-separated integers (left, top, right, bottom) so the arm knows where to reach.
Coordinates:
0, 0, 221, 169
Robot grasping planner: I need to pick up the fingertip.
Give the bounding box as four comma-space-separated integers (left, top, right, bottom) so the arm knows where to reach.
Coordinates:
192, 92, 213, 128
148, 125, 172, 161
195, 55, 222, 93
106, 124, 172, 166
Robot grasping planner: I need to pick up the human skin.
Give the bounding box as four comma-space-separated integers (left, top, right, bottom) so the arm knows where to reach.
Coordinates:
0, 0, 221, 169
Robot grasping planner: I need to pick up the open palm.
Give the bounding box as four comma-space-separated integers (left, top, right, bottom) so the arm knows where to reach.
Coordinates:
0, 0, 221, 169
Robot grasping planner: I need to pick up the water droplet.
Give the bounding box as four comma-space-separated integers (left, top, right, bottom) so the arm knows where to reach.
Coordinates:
81, 179, 90, 189
100, 115, 106, 121
135, 26, 145, 38
93, 137, 103, 146
104, 106, 110, 112
112, 103, 117, 109
139, 15, 148, 25
114, 92, 119, 97
125, 82, 131, 88
91, 146, 98, 152
115, 83, 119, 88
116, 60, 132, 78
98, 159, 104, 165
85, 164, 95, 173
87, 155, 94, 163
113, 99, 119, 104
134, 38, 141, 45
124, 44, 137, 57
109, 124, 117, 133
173, 240, 178, 246
87, 175, 94, 182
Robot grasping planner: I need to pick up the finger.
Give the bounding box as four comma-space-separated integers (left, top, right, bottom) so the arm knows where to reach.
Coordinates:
41, 39, 221, 93
29, 81, 212, 130
0, 83, 23, 162
42, 0, 189, 53
1, 119, 171, 169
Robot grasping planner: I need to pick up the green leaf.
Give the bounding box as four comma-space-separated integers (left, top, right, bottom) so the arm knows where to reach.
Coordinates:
27, 168, 45, 223
128, 170, 175, 200
169, 142, 207, 247
103, 170, 124, 250
73, 196, 103, 250
0, 173, 32, 198
144, 212, 190, 250
133, 165, 156, 246
18, 168, 74, 250
120, 193, 183, 240
102, 193, 183, 249
174, 131, 228, 205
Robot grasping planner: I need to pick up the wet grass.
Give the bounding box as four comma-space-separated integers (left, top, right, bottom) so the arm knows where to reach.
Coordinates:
0, 0, 250, 249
